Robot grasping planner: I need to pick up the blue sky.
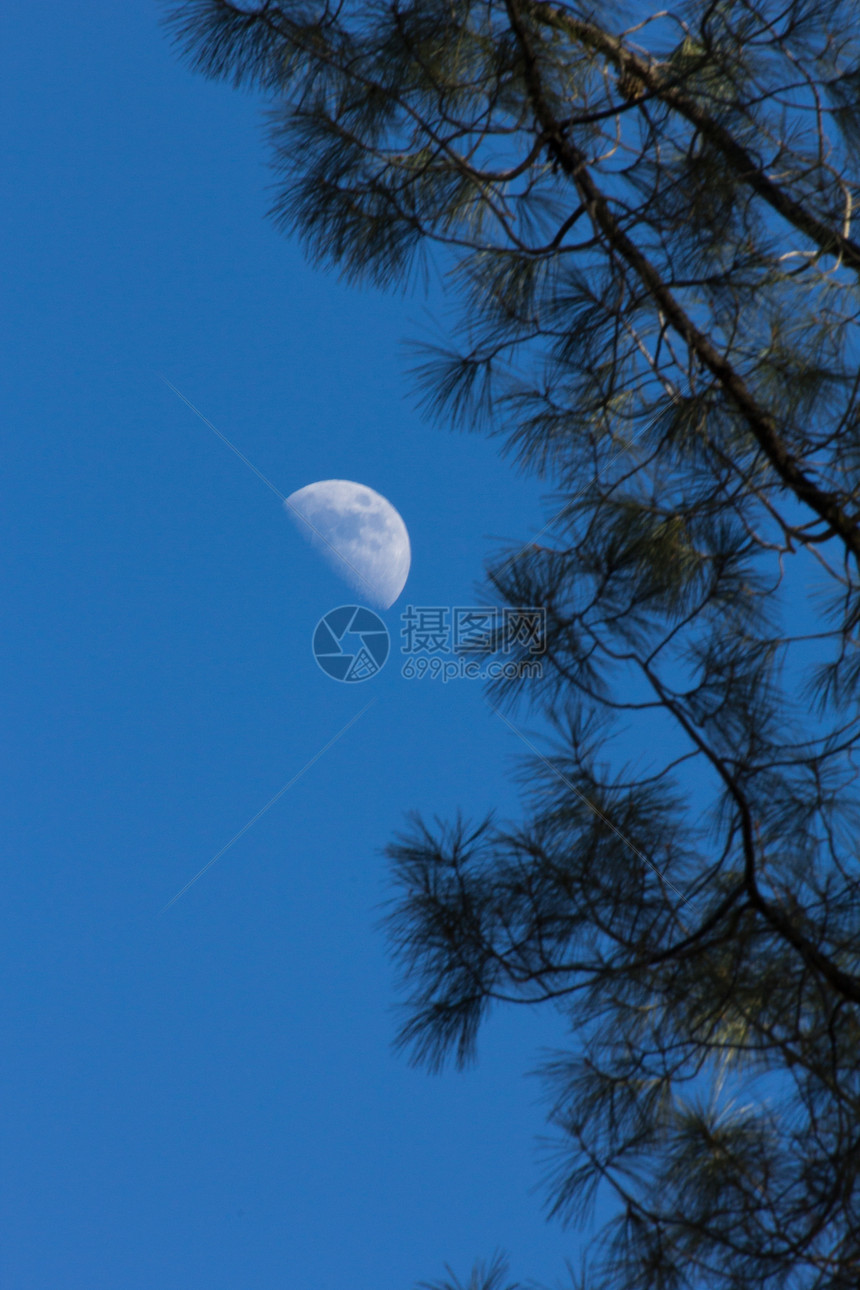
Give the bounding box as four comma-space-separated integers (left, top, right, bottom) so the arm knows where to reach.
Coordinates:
0, 4, 591, 1287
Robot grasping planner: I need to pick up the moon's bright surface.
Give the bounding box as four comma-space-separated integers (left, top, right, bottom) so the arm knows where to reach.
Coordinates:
285, 479, 411, 609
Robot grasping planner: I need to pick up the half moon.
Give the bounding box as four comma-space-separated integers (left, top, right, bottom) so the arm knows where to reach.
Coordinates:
285, 479, 411, 609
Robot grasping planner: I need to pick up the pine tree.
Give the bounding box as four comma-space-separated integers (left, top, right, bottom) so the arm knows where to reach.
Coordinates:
166, 3, 860, 1285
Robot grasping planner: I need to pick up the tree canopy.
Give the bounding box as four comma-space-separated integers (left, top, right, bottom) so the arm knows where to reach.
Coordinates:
167, 2, 860, 1286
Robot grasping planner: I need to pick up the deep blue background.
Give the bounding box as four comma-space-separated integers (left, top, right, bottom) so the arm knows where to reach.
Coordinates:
1, 4, 589, 1286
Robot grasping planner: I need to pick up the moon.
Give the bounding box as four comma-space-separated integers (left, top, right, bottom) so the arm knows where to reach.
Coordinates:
285, 479, 411, 609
